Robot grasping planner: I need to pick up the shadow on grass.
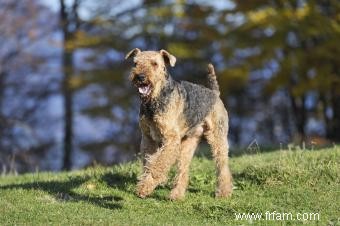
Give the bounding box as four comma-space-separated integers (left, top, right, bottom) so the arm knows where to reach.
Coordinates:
0, 176, 123, 210
100, 171, 170, 199
102, 171, 191, 201
101, 171, 138, 191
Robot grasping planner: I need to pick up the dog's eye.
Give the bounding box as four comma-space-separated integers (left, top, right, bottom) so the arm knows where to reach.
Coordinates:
134, 62, 137, 67
151, 61, 158, 67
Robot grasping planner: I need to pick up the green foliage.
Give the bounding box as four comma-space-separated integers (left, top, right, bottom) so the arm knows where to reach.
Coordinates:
57, 0, 340, 157
226, 1, 340, 95
0, 147, 338, 225
74, 0, 340, 102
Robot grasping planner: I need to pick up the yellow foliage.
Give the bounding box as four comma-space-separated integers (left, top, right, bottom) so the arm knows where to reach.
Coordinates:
331, 21, 340, 33
282, 4, 310, 20
173, 3, 184, 18
69, 76, 85, 90
66, 31, 103, 50
219, 67, 249, 92
247, 7, 276, 24
150, 6, 171, 17
168, 43, 198, 58
295, 4, 310, 20
247, 4, 310, 25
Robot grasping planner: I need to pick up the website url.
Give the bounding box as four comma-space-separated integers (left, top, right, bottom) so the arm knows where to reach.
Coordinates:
235, 211, 320, 221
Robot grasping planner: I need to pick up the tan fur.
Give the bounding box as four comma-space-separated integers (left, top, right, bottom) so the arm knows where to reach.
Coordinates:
204, 100, 233, 197
170, 128, 202, 200
128, 50, 174, 99
126, 49, 232, 200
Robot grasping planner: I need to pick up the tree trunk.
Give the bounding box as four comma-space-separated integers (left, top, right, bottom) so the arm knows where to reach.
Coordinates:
61, 51, 73, 170
60, 0, 79, 170
319, 94, 332, 139
0, 72, 5, 152
233, 93, 244, 146
330, 84, 340, 142
290, 94, 306, 141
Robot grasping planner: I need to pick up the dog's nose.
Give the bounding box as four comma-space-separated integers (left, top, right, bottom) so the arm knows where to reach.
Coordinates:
136, 74, 146, 82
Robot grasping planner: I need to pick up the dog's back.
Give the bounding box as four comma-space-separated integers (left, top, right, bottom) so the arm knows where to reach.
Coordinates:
179, 81, 217, 129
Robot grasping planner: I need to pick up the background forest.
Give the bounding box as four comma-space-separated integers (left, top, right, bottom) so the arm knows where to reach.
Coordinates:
0, 0, 339, 173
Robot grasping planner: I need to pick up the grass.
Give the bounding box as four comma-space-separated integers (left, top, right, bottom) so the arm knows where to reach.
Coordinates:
0, 146, 339, 226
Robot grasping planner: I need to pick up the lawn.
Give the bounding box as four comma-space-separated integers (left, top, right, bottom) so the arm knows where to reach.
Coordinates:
0, 146, 339, 225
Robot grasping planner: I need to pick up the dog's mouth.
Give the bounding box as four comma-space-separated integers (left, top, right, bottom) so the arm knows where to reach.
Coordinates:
136, 83, 152, 97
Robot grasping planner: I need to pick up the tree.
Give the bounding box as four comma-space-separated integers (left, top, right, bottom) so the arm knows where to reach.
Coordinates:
59, 0, 81, 170
0, 0, 59, 172
219, 0, 340, 141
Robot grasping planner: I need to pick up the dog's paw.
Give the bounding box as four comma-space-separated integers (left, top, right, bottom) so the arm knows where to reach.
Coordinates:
136, 183, 152, 198
215, 187, 232, 198
136, 174, 155, 198
136, 190, 147, 199
169, 188, 185, 201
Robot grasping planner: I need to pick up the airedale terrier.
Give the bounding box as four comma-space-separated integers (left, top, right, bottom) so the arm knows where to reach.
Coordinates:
125, 48, 232, 200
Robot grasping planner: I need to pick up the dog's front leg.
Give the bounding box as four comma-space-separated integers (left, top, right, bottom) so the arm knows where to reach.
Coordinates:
140, 133, 157, 167
136, 132, 180, 198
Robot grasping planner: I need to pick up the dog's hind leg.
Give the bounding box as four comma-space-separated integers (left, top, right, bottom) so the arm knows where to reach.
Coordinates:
204, 105, 232, 198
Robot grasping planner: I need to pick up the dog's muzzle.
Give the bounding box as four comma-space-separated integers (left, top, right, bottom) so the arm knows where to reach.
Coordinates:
133, 74, 152, 97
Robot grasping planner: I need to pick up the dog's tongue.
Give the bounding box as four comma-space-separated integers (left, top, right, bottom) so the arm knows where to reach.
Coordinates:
138, 86, 150, 95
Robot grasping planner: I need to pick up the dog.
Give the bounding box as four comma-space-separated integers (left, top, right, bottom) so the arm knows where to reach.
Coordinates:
125, 48, 232, 200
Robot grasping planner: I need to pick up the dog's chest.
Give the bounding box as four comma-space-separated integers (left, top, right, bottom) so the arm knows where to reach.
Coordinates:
149, 123, 162, 142
140, 116, 163, 143
139, 92, 174, 120
140, 101, 164, 120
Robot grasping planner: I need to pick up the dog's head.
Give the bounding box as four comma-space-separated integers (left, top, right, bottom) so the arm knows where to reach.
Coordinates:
125, 48, 176, 99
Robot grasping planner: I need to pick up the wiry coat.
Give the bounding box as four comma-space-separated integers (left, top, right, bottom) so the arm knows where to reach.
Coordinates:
140, 75, 217, 130
125, 48, 232, 200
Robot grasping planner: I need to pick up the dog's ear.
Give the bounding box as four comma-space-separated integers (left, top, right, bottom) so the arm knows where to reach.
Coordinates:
125, 48, 141, 60
160, 49, 176, 67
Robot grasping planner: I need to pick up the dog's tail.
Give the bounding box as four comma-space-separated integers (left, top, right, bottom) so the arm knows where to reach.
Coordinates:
206, 63, 220, 96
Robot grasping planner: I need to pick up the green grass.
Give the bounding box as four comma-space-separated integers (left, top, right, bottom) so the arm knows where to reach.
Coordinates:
1, 147, 339, 226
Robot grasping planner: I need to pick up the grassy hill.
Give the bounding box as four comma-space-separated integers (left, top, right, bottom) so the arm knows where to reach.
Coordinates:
0, 147, 339, 225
